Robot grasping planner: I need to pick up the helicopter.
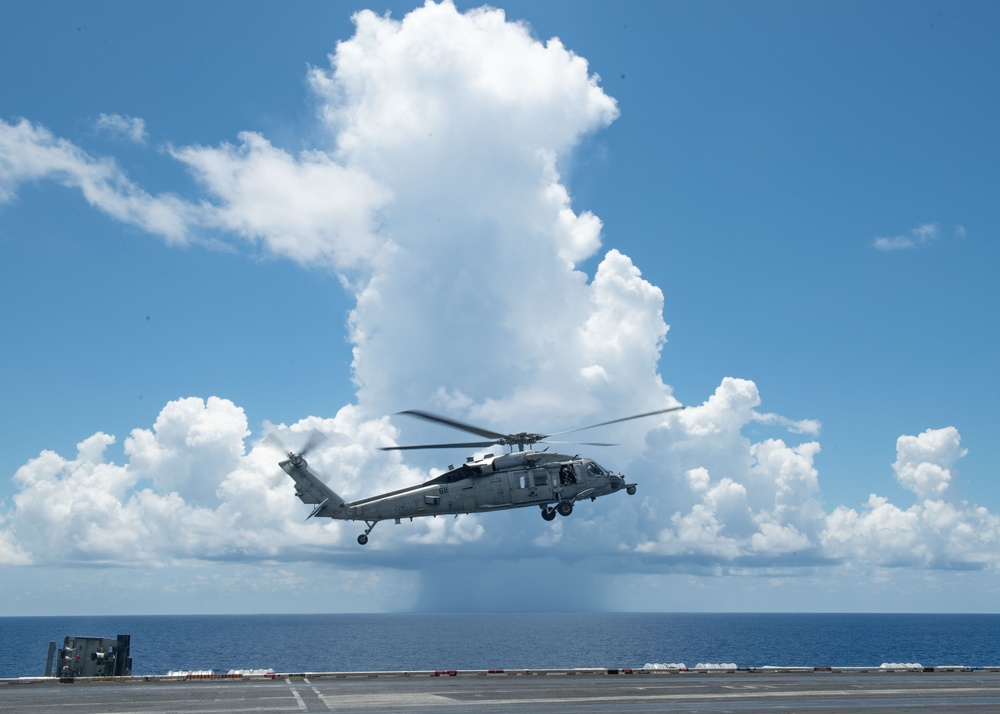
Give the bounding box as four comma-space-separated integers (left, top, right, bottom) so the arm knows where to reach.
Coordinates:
280, 406, 682, 545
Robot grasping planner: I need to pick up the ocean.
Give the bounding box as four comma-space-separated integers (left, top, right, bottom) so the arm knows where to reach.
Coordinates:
2, 613, 999, 679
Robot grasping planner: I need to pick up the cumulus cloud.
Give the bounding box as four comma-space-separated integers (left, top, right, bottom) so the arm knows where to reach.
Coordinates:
171, 132, 392, 271
631, 379, 827, 565
823, 495, 1000, 569
820, 427, 998, 569
872, 222, 939, 251
95, 113, 148, 144
871, 222, 967, 252
4, 397, 467, 566
0, 513, 32, 566
751, 410, 821, 436
5, 391, 995, 578
0, 116, 391, 270
0, 118, 193, 240
1, 1, 998, 604
892, 427, 967, 500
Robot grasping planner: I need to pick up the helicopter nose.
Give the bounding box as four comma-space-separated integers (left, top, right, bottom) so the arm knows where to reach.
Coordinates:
609, 474, 622, 490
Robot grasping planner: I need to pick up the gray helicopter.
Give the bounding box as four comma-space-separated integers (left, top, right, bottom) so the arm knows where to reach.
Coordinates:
280, 407, 682, 545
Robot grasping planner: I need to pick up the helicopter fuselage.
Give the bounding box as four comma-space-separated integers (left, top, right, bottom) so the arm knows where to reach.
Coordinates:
281, 449, 637, 545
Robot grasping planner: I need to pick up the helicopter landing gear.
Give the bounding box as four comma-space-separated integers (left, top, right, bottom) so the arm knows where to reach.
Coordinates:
556, 501, 574, 517
357, 520, 378, 545
540, 506, 556, 521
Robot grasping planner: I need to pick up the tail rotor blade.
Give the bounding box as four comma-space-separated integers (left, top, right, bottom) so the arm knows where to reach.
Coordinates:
260, 429, 328, 459
299, 430, 328, 458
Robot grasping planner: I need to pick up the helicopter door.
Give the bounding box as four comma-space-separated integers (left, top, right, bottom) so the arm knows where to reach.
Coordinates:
512, 468, 552, 504
511, 472, 531, 504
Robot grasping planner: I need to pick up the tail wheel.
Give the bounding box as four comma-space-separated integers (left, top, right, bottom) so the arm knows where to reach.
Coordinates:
556, 501, 573, 517
357, 534, 369, 545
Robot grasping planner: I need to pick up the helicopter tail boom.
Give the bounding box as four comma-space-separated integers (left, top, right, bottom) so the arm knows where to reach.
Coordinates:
281, 458, 345, 518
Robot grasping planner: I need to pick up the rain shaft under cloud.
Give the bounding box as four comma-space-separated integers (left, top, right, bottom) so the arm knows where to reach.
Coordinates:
1, 1, 997, 611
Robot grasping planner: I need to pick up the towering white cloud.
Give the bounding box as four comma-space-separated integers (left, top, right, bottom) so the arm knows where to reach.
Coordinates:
300, 2, 642, 423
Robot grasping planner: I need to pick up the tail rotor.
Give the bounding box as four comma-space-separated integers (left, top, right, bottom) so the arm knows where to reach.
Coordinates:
261, 429, 328, 466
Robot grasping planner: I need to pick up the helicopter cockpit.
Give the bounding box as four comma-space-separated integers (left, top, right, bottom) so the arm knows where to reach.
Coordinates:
586, 461, 607, 478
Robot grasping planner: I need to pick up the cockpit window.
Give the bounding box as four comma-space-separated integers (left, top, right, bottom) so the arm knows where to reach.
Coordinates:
587, 462, 605, 477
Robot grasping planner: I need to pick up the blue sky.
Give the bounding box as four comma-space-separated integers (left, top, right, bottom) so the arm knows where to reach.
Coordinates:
1, 0, 998, 615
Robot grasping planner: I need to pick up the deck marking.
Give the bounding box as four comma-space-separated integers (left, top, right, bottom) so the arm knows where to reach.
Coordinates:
289, 686, 307, 711
311, 685, 333, 711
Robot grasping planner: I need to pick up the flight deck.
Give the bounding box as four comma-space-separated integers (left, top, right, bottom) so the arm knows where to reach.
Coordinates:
4, 667, 1000, 713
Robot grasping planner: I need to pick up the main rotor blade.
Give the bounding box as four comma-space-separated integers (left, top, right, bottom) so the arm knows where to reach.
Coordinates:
397, 410, 508, 441
547, 405, 684, 438
380, 440, 500, 452
541, 440, 619, 447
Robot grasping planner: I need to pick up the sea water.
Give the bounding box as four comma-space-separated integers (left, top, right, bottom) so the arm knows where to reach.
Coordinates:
2, 613, 999, 678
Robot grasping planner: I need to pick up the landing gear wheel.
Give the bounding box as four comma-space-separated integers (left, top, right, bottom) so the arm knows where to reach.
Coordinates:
541, 506, 556, 521
357, 520, 378, 545
556, 501, 574, 517
626, 485, 637, 495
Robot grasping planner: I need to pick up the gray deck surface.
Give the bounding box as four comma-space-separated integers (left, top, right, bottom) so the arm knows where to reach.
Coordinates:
3, 670, 1000, 713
